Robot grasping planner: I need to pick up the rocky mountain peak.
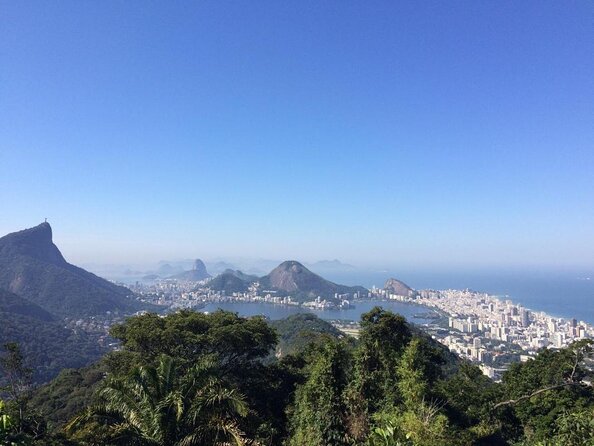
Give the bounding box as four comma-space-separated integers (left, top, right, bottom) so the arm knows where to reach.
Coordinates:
384, 278, 414, 296
0, 222, 66, 266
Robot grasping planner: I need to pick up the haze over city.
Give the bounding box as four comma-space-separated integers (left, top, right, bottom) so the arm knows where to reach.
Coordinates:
1, 1, 593, 270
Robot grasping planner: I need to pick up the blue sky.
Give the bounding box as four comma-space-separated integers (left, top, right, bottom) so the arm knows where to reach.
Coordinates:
1, 1, 593, 269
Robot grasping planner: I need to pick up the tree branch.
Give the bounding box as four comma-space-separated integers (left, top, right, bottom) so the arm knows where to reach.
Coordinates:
493, 345, 589, 410
492, 382, 583, 409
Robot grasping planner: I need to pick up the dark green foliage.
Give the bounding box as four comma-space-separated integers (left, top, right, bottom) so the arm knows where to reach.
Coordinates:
436, 363, 516, 445
109, 310, 284, 443
288, 340, 352, 446
409, 324, 459, 377
497, 340, 594, 442
0, 288, 54, 322
109, 309, 277, 367
67, 355, 248, 446
550, 407, 594, 445
228, 360, 302, 445
1, 342, 32, 433
270, 313, 345, 356
0, 288, 105, 384
0, 344, 75, 445
28, 362, 107, 430
12, 308, 594, 446
349, 307, 412, 415
397, 337, 437, 407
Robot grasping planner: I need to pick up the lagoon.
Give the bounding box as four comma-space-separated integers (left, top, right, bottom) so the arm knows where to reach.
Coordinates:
201, 299, 437, 324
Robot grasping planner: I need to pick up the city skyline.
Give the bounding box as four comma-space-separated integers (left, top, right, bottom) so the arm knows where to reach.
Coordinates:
1, 2, 593, 268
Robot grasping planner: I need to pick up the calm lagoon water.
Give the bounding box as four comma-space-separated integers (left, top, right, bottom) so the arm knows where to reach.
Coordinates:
201, 299, 436, 324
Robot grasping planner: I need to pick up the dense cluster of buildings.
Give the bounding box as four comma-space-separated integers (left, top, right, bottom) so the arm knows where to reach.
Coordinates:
391, 288, 593, 379
129, 279, 356, 310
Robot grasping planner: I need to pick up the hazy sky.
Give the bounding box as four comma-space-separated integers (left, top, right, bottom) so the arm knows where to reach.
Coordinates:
1, 1, 593, 269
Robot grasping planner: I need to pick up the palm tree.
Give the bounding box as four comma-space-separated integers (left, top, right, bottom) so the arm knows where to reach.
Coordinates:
67, 355, 249, 446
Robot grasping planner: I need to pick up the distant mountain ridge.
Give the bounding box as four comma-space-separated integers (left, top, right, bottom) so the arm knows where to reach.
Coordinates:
0, 223, 143, 319
260, 261, 366, 299
208, 260, 367, 300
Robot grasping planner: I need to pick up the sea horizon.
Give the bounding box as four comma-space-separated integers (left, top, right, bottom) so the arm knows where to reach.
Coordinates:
321, 267, 594, 325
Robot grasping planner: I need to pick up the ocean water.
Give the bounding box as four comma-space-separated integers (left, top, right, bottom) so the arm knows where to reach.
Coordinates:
319, 268, 594, 325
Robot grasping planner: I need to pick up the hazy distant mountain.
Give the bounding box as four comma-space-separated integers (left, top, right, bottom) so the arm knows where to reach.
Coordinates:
170, 259, 211, 282
205, 261, 240, 275
156, 263, 184, 276
208, 269, 259, 294
384, 278, 415, 296
0, 223, 143, 319
259, 261, 367, 300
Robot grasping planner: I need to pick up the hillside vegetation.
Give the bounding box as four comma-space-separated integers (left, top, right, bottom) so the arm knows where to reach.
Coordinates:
1, 309, 592, 445
0, 288, 105, 383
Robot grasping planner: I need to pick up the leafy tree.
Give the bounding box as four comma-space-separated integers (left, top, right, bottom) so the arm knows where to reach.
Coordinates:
366, 404, 452, 446
27, 361, 107, 432
288, 340, 352, 446
436, 362, 514, 445
495, 340, 594, 442
0, 399, 17, 445
550, 407, 594, 445
67, 354, 249, 446
109, 310, 281, 442
367, 422, 409, 446
353, 307, 412, 406
397, 337, 442, 408
345, 308, 412, 441
109, 310, 277, 370
0, 343, 32, 434
366, 336, 455, 446
18, 308, 594, 446
270, 313, 345, 357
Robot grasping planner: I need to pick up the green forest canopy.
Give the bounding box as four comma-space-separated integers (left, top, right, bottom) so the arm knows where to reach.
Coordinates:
1, 308, 593, 446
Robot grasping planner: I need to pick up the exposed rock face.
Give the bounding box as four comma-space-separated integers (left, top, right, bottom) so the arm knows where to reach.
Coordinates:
264, 261, 305, 292
0, 223, 141, 318
0, 223, 67, 266
193, 259, 208, 275
384, 278, 415, 296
